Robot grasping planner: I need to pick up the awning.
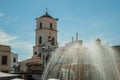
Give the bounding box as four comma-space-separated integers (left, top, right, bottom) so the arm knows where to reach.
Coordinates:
11, 78, 24, 80
0, 72, 18, 78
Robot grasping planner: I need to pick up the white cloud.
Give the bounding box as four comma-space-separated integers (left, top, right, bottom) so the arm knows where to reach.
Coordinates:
0, 15, 19, 25
0, 30, 33, 61
0, 30, 18, 44
4, 16, 18, 25
11, 41, 33, 61
0, 12, 5, 17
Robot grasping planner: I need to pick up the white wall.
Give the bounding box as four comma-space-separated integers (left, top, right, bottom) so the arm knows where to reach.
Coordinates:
10, 53, 18, 73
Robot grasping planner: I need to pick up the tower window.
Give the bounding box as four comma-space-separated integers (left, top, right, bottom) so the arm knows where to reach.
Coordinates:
48, 36, 51, 42
40, 22, 42, 29
38, 53, 41, 57
34, 52, 37, 55
50, 23, 53, 30
39, 36, 42, 44
51, 37, 55, 45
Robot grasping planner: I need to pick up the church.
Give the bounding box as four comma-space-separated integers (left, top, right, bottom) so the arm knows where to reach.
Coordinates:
33, 11, 58, 66
18, 11, 59, 79
18, 11, 120, 80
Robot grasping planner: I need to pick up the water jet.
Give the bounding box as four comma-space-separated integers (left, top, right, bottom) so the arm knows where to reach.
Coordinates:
41, 39, 120, 80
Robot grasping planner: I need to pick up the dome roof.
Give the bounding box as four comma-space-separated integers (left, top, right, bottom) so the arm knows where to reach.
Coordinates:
96, 38, 101, 41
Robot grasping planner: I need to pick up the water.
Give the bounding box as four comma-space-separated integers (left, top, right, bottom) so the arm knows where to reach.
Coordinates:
41, 41, 120, 80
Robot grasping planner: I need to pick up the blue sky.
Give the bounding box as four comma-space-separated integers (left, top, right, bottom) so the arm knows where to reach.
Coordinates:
0, 0, 120, 60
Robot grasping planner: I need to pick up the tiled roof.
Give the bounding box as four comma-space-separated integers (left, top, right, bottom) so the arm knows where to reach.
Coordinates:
37, 12, 58, 20
40, 12, 53, 19
20, 57, 40, 63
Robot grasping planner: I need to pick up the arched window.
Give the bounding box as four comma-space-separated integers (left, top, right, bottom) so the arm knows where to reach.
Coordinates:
51, 37, 55, 45
46, 55, 49, 63
48, 36, 51, 42
39, 36, 42, 44
50, 23, 53, 30
40, 22, 42, 29
34, 52, 37, 55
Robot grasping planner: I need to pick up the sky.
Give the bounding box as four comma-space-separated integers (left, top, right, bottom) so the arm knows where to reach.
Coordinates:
0, 0, 120, 60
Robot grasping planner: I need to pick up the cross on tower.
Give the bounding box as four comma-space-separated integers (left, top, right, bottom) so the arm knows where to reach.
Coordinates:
46, 8, 48, 12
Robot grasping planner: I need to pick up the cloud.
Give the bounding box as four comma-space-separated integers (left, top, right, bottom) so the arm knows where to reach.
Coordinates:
0, 30, 18, 43
0, 12, 4, 17
11, 41, 33, 61
0, 30, 33, 61
0, 15, 18, 25
4, 16, 19, 25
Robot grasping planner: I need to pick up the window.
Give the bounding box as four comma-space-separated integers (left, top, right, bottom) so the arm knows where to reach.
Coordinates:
39, 36, 42, 44
38, 53, 41, 57
1, 56, 8, 65
50, 23, 53, 30
48, 36, 51, 42
13, 57, 16, 63
51, 37, 55, 45
46, 55, 49, 63
40, 22, 42, 29
34, 52, 37, 55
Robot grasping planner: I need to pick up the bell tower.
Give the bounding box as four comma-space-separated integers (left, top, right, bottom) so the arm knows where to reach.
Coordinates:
33, 11, 58, 65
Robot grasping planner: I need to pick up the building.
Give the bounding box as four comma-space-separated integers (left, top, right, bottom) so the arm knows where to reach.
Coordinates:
0, 45, 18, 73
10, 53, 18, 73
0, 45, 11, 73
33, 11, 58, 68
18, 57, 40, 72
18, 11, 59, 80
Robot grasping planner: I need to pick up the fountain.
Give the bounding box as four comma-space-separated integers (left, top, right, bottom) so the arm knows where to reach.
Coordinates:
41, 39, 120, 80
